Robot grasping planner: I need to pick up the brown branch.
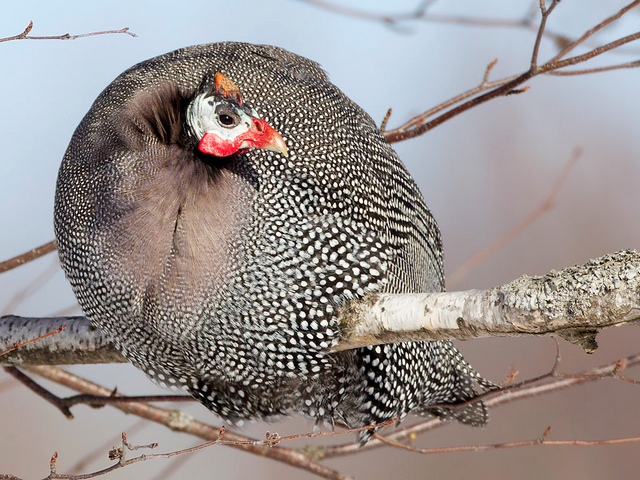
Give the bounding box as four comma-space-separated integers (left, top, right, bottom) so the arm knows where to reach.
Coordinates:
530, 0, 560, 68
548, 0, 640, 63
383, 68, 536, 143
20, 365, 349, 480
13, 350, 639, 476
546, 31, 640, 71
0, 22, 137, 43
545, 60, 640, 76
0, 241, 56, 274
374, 426, 640, 455
320, 351, 640, 458
382, 1, 640, 143
4, 367, 194, 412
383, 67, 520, 138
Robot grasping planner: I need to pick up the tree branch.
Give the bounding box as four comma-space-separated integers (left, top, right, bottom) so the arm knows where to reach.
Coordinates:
16, 366, 348, 480
320, 351, 640, 458
1, 250, 638, 365
0, 240, 56, 274
382, 0, 640, 143
336, 250, 640, 353
0, 21, 136, 43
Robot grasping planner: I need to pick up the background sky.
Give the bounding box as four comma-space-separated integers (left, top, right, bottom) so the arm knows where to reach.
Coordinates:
1, 1, 639, 479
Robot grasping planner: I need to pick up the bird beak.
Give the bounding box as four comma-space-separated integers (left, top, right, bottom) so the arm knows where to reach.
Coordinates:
243, 118, 288, 157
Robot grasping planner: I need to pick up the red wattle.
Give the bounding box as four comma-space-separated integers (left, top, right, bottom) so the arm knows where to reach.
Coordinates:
198, 132, 240, 157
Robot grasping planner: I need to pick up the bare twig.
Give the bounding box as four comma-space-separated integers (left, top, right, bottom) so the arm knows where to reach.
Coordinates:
0, 21, 137, 43
0, 241, 56, 274
4, 367, 194, 412
382, 1, 640, 143
35, 418, 396, 480
321, 351, 640, 458
548, 0, 640, 63
375, 426, 640, 455
21, 366, 348, 480
9, 350, 639, 478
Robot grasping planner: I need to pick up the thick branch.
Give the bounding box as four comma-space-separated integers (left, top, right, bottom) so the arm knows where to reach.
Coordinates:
1, 250, 638, 365
336, 250, 640, 353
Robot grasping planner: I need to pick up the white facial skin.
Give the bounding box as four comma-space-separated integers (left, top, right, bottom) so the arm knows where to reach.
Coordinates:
186, 92, 288, 158
187, 94, 257, 148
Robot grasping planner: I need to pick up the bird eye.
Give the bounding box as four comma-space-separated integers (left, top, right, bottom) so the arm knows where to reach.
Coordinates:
215, 104, 240, 129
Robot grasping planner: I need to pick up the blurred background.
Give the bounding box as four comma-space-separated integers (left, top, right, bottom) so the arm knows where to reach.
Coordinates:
1, 1, 639, 478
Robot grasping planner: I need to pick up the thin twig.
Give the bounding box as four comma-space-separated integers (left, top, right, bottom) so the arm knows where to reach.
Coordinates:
22, 365, 348, 480
0, 324, 67, 358
0, 21, 136, 43
545, 31, 640, 72
530, 0, 559, 69
0, 241, 56, 274
545, 60, 640, 75
374, 426, 640, 454
42, 419, 391, 480
321, 351, 640, 458
382, 1, 640, 143
548, 0, 640, 63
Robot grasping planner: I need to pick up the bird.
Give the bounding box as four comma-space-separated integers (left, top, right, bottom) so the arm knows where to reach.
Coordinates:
54, 42, 493, 442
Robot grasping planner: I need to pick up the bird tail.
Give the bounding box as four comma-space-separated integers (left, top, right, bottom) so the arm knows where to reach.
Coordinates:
419, 352, 496, 427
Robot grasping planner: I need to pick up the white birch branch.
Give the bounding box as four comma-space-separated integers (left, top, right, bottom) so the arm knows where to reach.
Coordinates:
1, 250, 638, 366
335, 249, 640, 352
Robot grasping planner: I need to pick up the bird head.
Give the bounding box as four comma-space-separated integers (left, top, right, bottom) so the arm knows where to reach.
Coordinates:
186, 72, 288, 158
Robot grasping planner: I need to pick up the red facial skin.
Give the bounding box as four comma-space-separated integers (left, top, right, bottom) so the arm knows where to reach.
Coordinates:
198, 118, 288, 158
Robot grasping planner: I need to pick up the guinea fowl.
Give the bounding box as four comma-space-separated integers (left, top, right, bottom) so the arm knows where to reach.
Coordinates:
54, 42, 492, 442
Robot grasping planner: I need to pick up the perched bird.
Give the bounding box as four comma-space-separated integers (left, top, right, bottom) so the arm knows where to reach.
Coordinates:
54, 42, 492, 442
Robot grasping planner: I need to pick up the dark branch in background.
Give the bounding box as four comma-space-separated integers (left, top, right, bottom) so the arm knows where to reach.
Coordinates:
0, 21, 137, 43
301, 0, 640, 54
10, 365, 356, 480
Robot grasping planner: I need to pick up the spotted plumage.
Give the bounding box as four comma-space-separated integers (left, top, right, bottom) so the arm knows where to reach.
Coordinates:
54, 42, 492, 442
